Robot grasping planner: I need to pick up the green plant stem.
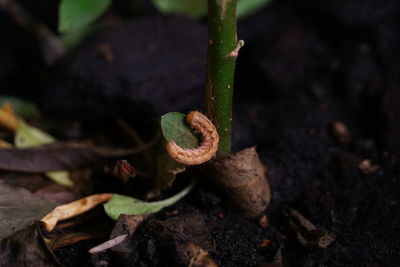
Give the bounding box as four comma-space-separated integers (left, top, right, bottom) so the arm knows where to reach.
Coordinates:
205, 0, 242, 155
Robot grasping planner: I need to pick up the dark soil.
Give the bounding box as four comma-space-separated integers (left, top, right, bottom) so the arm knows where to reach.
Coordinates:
42, 15, 206, 123
1, 0, 400, 266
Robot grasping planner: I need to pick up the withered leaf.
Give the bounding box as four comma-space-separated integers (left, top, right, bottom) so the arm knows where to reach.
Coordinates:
0, 184, 57, 241
0, 223, 60, 266
0, 139, 157, 173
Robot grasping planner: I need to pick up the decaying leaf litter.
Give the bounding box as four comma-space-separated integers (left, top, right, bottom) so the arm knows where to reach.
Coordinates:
1, 0, 400, 266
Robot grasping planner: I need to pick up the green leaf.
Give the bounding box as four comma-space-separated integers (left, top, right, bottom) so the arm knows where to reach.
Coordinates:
45, 171, 74, 187
237, 0, 273, 19
161, 112, 198, 149
0, 184, 57, 240
150, 0, 273, 20
58, 0, 112, 33
0, 96, 41, 119
15, 120, 74, 187
150, 0, 207, 19
15, 120, 55, 148
104, 180, 196, 220
60, 26, 94, 50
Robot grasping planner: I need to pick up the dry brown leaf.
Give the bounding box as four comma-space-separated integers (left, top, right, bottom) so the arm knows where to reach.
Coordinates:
46, 232, 97, 250
0, 137, 159, 173
40, 193, 113, 232
0, 105, 17, 132
0, 139, 12, 148
285, 207, 335, 248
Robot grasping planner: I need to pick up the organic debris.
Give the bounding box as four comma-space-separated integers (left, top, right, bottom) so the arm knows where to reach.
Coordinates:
40, 193, 113, 232
284, 208, 335, 248
358, 159, 379, 174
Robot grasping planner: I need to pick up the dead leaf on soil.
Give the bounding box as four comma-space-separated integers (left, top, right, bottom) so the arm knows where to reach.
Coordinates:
0, 136, 158, 173
0, 184, 57, 240
0, 104, 17, 132
40, 193, 113, 232
0, 103, 74, 186
284, 207, 335, 248
96, 211, 215, 266
0, 223, 61, 266
15, 119, 74, 186
46, 232, 98, 250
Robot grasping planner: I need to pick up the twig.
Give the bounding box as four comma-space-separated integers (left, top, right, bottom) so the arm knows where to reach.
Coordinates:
89, 234, 128, 254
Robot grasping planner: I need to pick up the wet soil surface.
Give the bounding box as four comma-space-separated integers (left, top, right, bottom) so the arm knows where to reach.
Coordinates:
2, 0, 400, 266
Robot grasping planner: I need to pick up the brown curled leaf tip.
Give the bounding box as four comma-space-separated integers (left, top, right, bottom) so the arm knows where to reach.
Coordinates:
166, 111, 219, 165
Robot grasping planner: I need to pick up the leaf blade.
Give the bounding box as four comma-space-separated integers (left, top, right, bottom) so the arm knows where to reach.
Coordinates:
150, 0, 207, 19
161, 112, 198, 149
59, 0, 112, 33
0, 184, 57, 240
14, 120, 74, 187
104, 180, 196, 220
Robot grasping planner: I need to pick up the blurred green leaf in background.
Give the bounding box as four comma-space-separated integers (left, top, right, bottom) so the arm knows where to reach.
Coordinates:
150, 0, 273, 19
58, 0, 112, 33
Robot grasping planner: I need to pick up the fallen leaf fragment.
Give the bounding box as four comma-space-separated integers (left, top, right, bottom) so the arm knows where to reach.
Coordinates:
0, 223, 61, 266
15, 119, 74, 187
285, 207, 335, 248
358, 159, 379, 174
0, 138, 159, 173
0, 105, 17, 131
0, 104, 73, 186
46, 232, 97, 250
104, 180, 196, 220
15, 119, 55, 147
0, 139, 12, 148
40, 193, 113, 232
0, 184, 57, 240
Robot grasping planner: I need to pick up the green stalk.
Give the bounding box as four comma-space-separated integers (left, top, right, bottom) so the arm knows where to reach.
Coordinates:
205, 0, 243, 155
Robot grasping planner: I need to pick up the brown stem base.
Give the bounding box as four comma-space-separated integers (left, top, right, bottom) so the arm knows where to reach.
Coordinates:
205, 147, 271, 217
